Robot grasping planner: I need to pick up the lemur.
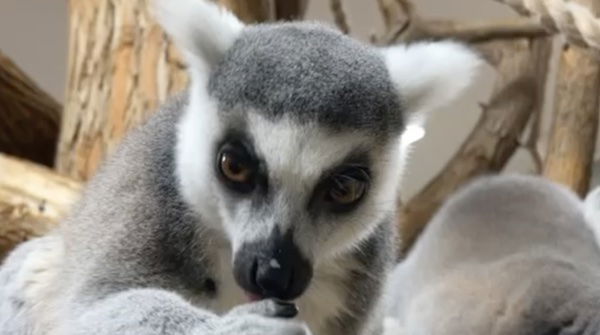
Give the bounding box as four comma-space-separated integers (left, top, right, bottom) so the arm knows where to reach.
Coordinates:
384, 175, 600, 335
0, 0, 480, 334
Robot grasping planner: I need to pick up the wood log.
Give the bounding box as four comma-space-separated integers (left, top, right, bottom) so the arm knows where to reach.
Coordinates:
398, 37, 552, 256
542, 44, 600, 196
0, 154, 81, 260
0, 50, 61, 167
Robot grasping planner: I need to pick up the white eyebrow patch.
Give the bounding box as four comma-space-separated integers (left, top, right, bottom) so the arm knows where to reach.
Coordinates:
246, 113, 372, 193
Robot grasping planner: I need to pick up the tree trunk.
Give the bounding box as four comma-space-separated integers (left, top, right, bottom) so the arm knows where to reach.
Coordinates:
0, 154, 81, 260
542, 44, 600, 196
0, 50, 61, 167
398, 37, 552, 256
56, 0, 190, 181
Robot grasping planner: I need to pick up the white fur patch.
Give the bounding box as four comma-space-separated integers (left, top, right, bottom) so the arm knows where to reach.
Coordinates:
247, 114, 371, 194
243, 114, 402, 259
584, 187, 600, 247
153, 0, 244, 69
176, 83, 224, 234
381, 41, 482, 121
383, 317, 406, 335
7, 236, 65, 335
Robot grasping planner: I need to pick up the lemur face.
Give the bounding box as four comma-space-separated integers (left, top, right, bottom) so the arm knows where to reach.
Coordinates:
156, 0, 480, 301
214, 114, 402, 301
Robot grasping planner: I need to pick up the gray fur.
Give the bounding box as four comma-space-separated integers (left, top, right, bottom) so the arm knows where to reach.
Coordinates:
210, 23, 403, 134
0, 1, 480, 333
0, 238, 42, 334
385, 175, 600, 335
0, 93, 394, 335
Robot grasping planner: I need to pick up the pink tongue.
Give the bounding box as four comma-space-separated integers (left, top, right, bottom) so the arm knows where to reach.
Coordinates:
246, 292, 263, 302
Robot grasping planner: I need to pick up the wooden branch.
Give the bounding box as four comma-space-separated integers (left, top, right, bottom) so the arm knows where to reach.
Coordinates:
0, 50, 61, 167
376, 0, 414, 27
523, 111, 544, 173
398, 37, 552, 256
330, 0, 350, 34
541, 0, 600, 196
380, 18, 549, 45
543, 44, 600, 196
274, 0, 308, 20
0, 154, 81, 260
218, 0, 273, 23
221, 0, 309, 22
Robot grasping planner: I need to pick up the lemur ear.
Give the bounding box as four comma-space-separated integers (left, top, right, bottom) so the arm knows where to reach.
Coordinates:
380, 41, 482, 122
153, 0, 244, 70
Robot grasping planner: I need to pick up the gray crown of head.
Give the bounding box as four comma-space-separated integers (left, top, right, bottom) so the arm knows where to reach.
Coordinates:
208, 23, 404, 134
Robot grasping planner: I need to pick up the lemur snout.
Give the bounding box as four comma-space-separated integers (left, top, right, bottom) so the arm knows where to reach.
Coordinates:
233, 228, 313, 301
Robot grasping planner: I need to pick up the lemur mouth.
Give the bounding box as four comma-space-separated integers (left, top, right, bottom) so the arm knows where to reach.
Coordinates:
246, 292, 264, 302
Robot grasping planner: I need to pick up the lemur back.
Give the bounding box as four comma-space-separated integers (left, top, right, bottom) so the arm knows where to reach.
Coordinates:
385, 175, 600, 335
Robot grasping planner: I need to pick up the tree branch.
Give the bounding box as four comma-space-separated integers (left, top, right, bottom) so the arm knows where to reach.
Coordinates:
330, 0, 350, 34
398, 37, 553, 256
380, 18, 549, 45
0, 154, 81, 260
543, 44, 600, 196
0, 50, 62, 167
274, 0, 308, 20
218, 0, 273, 23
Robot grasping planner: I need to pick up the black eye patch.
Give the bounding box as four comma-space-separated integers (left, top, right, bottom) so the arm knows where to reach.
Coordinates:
214, 132, 268, 196
323, 166, 370, 212
217, 141, 258, 193
309, 156, 372, 215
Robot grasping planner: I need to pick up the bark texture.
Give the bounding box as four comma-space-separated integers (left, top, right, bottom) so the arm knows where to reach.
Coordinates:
57, 0, 189, 180
0, 50, 61, 167
543, 45, 600, 196
0, 154, 81, 260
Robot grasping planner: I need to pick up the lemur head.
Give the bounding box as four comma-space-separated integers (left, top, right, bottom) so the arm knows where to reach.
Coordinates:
156, 0, 480, 301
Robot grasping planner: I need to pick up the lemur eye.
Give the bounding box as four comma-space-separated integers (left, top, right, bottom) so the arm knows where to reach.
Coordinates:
220, 153, 251, 182
326, 167, 369, 209
217, 142, 256, 193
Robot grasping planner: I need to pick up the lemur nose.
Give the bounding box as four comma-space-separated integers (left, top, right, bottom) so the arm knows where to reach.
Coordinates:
233, 228, 313, 301
253, 255, 292, 297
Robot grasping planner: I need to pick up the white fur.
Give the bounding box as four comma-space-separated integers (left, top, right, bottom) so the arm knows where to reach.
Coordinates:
153, 0, 244, 70
382, 317, 406, 335
175, 83, 224, 235
584, 186, 600, 247
381, 41, 482, 121
244, 114, 402, 260
2, 235, 65, 335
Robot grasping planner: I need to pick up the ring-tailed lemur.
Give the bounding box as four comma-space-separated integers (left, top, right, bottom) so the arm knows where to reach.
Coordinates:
0, 1, 480, 334
384, 175, 600, 335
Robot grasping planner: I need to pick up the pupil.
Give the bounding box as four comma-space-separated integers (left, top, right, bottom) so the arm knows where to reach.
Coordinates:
229, 160, 242, 175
